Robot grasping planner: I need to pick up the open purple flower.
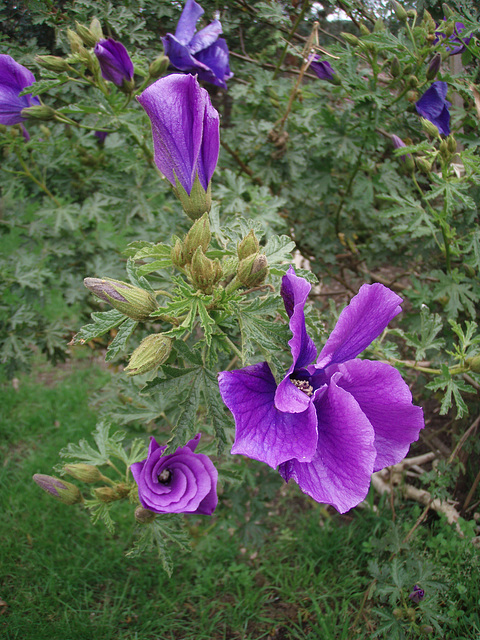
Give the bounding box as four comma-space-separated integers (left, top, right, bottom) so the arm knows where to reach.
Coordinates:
415, 82, 451, 136
218, 267, 424, 513
131, 434, 218, 515
435, 20, 472, 56
0, 54, 40, 126
137, 73, 219, 196
309, 55, 336, 82
94, 38, 134, 88
163, 0, 233, 89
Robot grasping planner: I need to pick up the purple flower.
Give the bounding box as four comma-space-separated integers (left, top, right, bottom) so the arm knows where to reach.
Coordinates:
409, 585, 425, 603
130, 434, 218, 515
218, 268, 424, 514
435, 20, 472, 55
137, 73, 219, 196
309, 55, 336, 82
415, 82, 451, 136
94, 130, 108, 143
0, 54, 40, 125
94, 38, 134, 88
163, 0, 233, 89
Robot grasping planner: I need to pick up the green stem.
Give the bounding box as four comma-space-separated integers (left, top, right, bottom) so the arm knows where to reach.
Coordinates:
272, 0, 310, 80
387, 357, 468, 376
15, 149, 61, 206
220, 331, 243, 361
411, 172, 451, 269
106, 460, 123, 477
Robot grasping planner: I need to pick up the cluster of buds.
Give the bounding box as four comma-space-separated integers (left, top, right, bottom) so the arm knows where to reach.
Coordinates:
236, 230, 269, 289
172, 213, 223, 294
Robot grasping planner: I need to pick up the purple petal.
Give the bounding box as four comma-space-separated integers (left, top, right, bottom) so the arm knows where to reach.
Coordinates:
196, 94, 220, 191
218, 362, 319, 468
162, 34, 212, 75
195, 39, 233, 89
189, 19, 223, 54
185, 433, 201, 452
175, 0, 204, 46
137, 74, 219, 194
94, 39, 134, 87
0, 54, 40, 125
316, 284, 403, 369
415, 82, 451, 135
391, 134, 406, 149
280, 266, 317, 369
334, 359, 424, 471
309, 56, 335, 81
279, 373, 376, 513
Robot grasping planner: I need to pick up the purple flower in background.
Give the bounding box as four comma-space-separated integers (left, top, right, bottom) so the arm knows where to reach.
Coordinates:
131, 434, 218, 515
409, 585, 425, 603
435, 20, 472, 55
94, 38, 134, 87
163, 0, 233, 89
309, 55, 336, 82
0, 54, 40, 125
94, 130, 108, 143
415, 82, 451, 136
218, 268, 424, 514
137, 73, 219, 196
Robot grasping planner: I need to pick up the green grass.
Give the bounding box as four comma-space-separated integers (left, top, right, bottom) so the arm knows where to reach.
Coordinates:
1, 357, 479, 640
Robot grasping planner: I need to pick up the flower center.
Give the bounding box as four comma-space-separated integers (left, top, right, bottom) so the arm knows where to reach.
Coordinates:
158, 468, 172, 484
291, 378, 314, 397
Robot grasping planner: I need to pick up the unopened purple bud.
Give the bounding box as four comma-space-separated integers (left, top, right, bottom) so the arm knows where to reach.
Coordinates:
408, 585, 425, 604
84, 277, 158, 320
94, 38, 134, 88
426, 53, 441, 81
33, 474, 83, 504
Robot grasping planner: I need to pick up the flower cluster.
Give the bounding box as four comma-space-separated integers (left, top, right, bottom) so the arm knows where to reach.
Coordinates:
163, 0, 233, 89
219, 268, 424, 513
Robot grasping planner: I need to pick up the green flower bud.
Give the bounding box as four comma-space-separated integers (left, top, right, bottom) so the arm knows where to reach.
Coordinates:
33, 474, 83, 505
442, 4, 454, 19
439, 139, 449, 159
75, 21, 99, 48
416, 157, 433, 173
422, 10, 436, 32
392, 1, 408, 22
35, 55, 70, 73
406, 9, 417, 18
148, 55, 170, 79
124, 333, 173, 376
341, 32, 360, 47
171, 238, 187, 269
408, 75, 418, 88
183, 212, 211, 261
175, 174, 212, 220
89, 17, 103, 41
134, 506, 156, 524
237, 254, 269, 288
63, 463, 103, 484
447, 134, 457, 153
120, 78, 136, 95
359, 23, 370, 36
373, 19, 385, 33
67, 29, 85, 54
20, 105, 56, 121
390, 55, 401, 77
466, 355, 480, 373
84, 277, 158, 321
406, 90, 419, 103
404, 154, 415, 172
444, 22, 455, 37
421, 117, 440, 137
238, 230, 260, 260
94, 486, 119, 503
39, 125, 51, 139
426, 53, 441, 81
189, 247, 222, 294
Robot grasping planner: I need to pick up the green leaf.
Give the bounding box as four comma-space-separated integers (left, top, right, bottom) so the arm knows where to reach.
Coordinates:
426, 366, 471, 419
235, 298, 289, 364
105, 318, 137, 362
84, 499, 115, 534
403, 307, 444, 360
59, 421, 126, 466
263, 234, 296, 265
70, 309, 126, 345
197, 299, 215, 347
202, 368, 231, 453
126, 516, 191, 576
